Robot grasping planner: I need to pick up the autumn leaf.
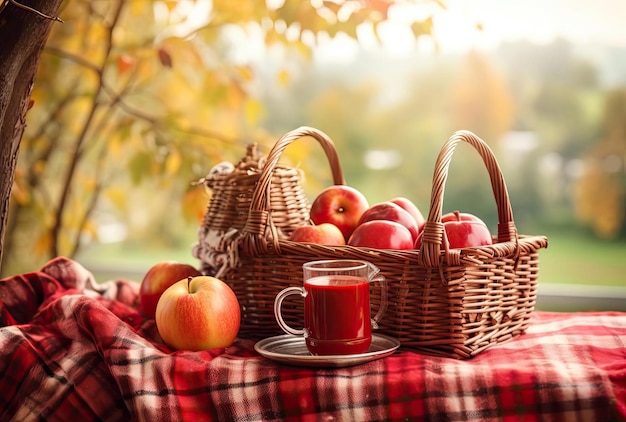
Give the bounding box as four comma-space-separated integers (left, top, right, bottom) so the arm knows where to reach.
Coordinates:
411, 17, 433, 38
277, 68, 290, 86
116, 54, 135, 74
128, 151, 154, 185
104, 187, 128, 213
236, 65, 254, 82
11, 179, 30, 205
363, 0, 392, 19
158, 47, 173, 68
244, 98, 264, 127
165, 149, 182, 175
163, 1, 178, 13
34, 233, 52, 256
182, 184, 209, 224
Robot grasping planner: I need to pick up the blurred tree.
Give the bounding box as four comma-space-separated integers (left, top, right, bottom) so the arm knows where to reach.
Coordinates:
575, 89, 626, 239
2, 0, 440, 276
0, 0, 63, 275
451, 50, 514, 146
445, 50, 514, 225
497, 39, 604, 230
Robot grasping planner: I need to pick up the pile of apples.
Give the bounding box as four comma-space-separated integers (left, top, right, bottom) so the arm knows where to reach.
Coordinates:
289, 185, 493, 250
137, 185, 493, 352
139, 261, 240, 351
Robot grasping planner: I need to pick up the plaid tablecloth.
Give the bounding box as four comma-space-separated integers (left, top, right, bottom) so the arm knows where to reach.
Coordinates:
1, 257, 624, 421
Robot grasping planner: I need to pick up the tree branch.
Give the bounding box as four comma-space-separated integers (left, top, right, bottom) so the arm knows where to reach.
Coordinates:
43, 45, 241, 146
49, 0, 125, 257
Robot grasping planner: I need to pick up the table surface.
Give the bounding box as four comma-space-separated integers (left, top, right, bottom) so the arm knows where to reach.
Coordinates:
1, 257, 624, 422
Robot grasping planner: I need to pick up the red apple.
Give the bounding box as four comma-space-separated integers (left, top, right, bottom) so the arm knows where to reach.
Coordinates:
140, 261, 202, 319
289, 223, 346, 245
441, 210, 484, 224
358, 201, 420, 241
415, 210, 493, 249
390, 197, 426, 231
155, 276, 240, 351
309, 185, 369, 241
348, 220, 414, 250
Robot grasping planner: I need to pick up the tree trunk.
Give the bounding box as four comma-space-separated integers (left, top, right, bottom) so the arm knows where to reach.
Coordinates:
0, 0, 63, 273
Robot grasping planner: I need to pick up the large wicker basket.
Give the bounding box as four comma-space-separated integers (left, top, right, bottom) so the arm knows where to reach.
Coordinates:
193, 126, 548, 359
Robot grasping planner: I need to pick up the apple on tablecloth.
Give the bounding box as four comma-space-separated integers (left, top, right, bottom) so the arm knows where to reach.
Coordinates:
139, 261, 202, 319
156, 276, 240, 351
309, 185, 369, 242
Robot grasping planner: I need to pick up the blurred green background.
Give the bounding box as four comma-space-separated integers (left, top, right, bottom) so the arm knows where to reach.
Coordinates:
3, 0, 625, 310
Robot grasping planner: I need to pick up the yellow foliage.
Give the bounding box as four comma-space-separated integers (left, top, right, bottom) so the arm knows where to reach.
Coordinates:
244, 99, 264, 127
131, 0, 151, 16
158, 71, 197, 114
277, 68, 290, 86
105, 187, 128, 213
585, 174, 624, 238
158, 37, 204, 69
163, 1, 178, 13
32, 160, 46, 180
451, 51, 514, 143
212, 0, 262, 23
575, 146, 626, 238
236, 65, 254, 82
34, 233, 52, 256
182, 185, 209, 224
107, 133, 124, 157
6, 0, 440, 274
82, 220, 99, 241
165, 149, 183, 175
11, 178, 30, 206
83, 177, 97, 193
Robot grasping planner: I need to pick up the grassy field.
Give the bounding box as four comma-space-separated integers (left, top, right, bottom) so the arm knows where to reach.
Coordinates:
537, 229, 626, 287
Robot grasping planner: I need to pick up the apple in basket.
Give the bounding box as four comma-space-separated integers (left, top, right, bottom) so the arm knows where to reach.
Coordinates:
390, 197, 426, 232
139, 261, 202, 319
348, 220, 414, 250
414, 210, 493, 249
309, 185, 369, 241
357, 201, 420, 242
289, 223, 346, 246
156, 276, 241, 351
441, 211, 493, 248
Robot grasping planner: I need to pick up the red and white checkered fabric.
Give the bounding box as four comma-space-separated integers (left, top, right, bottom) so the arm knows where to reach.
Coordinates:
1, 257, 624, 421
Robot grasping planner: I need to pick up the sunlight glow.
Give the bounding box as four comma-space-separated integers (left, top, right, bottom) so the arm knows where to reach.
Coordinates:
154, 0, 626, 62
319, 0, 626, 58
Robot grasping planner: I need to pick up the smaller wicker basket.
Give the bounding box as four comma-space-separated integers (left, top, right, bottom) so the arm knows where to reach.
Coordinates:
194, 127, 548, 359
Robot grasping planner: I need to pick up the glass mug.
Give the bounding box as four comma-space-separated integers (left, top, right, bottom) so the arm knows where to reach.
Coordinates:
274, 259, 387, 356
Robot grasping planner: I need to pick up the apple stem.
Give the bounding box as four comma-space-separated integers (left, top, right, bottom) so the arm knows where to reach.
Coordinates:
187, 276, 193, 293
453, 210, 461, 221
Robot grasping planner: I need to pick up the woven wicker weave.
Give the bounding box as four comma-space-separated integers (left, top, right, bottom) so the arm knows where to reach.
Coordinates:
194, 126, 548, 359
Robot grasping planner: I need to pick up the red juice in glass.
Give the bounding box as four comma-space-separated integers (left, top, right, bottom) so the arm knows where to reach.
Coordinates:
304, 275, 372, 355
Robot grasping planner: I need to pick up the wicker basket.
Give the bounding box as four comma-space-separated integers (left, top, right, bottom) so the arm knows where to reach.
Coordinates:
193, 126, 548, 359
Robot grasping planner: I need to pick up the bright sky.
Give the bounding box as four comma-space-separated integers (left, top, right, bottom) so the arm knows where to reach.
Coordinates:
436, 0, 626, 50
316, 0, 626, 60
164, 0, 626, 63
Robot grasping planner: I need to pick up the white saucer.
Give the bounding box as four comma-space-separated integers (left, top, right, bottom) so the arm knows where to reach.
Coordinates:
254, 334, 400, 368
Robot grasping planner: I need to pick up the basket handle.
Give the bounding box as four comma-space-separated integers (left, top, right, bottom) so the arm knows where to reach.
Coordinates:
244, 126, 345, 247
418, 130, 518, 268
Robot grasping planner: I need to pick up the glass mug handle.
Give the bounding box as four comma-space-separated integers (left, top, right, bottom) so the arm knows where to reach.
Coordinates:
274, 286, 306, 336
370, 274, 387, 329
